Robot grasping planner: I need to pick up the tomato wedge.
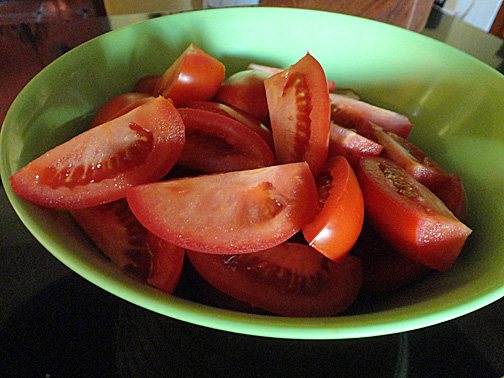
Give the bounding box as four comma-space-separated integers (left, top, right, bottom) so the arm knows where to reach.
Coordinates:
10, 97, 185, 209
187, 242, 362, 317
133, 75, 160, 95
89, 92, 153, 128
265, 53, 331, 177
372, 125, 451, 188
127, 162, 318, 254
351, 222, 431, 291
328, 122, 383, 169
146, 232, 185, 294
429, 173, 468, 221
213, 69, 271, 120
155, 44, 225, 107
176, 107, 275, 173
70, 198, 185, 293
356, 156, 472, 271
329, 93, 413, 139
185, 100, 274, 150
302, 156, 364, 262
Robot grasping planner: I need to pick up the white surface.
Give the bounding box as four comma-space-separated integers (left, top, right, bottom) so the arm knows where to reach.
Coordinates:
443, 0, 503, 31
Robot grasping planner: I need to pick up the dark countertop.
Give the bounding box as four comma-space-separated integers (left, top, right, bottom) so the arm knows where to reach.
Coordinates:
1, 5, 503, 377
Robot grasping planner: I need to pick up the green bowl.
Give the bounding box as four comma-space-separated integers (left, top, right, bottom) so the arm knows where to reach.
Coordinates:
1, 7, 504, 339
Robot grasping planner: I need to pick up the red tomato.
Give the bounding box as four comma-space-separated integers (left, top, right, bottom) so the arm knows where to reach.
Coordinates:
429, 173, 468, 221
265, 53, 331, 177
10, 97, 185, 209
70, 198, 185, 293
248, 63, 337, 92
89, 92, 152, 128
372, 125, 451, 188
356, 156, 472, 271
185, 100, 274, 150
133, 75, 160, 95
329, 93, 413, 139
127, 162, 319, 254
186, 242, 362, 317
70, 198, 153, 280
213, 70, 271, 120
302, 156, 364, 262
328, 122, 383, 169
176, 107, 275, 173
351, 222, 431, 291
155, 44, 225, 107
146, 232, 185, 294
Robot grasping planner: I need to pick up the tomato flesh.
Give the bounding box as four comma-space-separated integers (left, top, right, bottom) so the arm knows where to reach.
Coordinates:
187, 242, 362, 317
356, 156, 472, 271
10, 97, 185, 209
133, 75, 160, 95
265, 53, 331, 177
303, 156, 364, 262
127, 162, 318, 254
155, 44, 225, 107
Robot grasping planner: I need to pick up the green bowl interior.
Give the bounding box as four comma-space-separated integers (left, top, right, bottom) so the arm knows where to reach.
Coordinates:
1, 7, 504, 339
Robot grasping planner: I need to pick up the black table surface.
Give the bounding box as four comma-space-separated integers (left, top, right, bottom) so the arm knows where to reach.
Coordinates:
1, 6, 503, 378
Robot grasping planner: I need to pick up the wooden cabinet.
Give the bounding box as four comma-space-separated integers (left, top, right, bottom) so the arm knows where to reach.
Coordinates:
259, 0, 436, 32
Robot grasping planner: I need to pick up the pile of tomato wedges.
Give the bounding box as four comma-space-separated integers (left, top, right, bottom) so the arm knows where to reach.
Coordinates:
10, 44, 472, 317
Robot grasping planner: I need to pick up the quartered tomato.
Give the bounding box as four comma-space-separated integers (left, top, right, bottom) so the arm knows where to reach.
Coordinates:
127, 162, 318, 254
187, 242, 362, 317
356, 156, 472, 271
351, 222, 431, 291
329, 93, 413, 139
70, 198, 185, 293
70, 198, 153, 280
213, 69, 271, 120
176, 107, 275, 173
328, 122, 383, 169
265, 53, 331, 177
429, 173, 468, 221
146, 232, 185, 294
185, 100, 274, 150
89, 92, 153, 128
10, 97, 185, 209
155, 44, 225, 107
133, 75, 160, 95
248, 63, 337, 92
302, 156, 364, 262
371, 125, 451, 188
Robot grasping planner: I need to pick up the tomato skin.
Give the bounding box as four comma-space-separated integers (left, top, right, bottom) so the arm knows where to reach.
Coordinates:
176, 108, 275, 173
328, 123, 383, 169
329, 93, 413, 139
10, 97, 185, 209
127, 162, 318, 254
213, 70, 271, 120
133, 75, 160, 95
90, 92, 152, 128
185, 100, 274, 150
187, 242, 362, 317
155, 44, 225, 107
302, 156, 364, 262
356, 156, 472, 271
265, 53, 331, 177
146, 232, 185, 294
